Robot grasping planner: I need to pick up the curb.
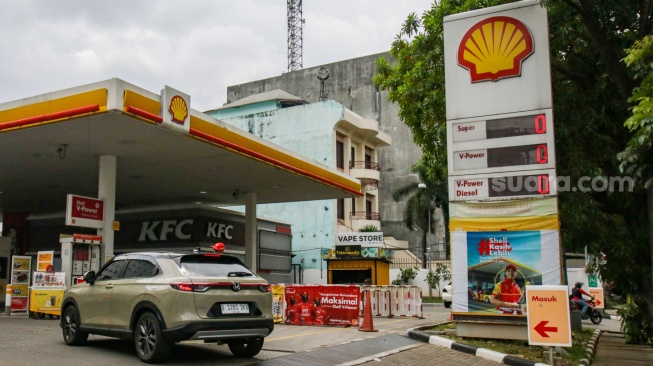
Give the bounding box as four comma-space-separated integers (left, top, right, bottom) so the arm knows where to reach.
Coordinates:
578, 329, 602, 366
407, 329, 548, 366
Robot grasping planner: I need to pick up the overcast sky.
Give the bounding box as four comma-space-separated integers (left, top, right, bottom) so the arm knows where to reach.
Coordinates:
0, 1, 434, 112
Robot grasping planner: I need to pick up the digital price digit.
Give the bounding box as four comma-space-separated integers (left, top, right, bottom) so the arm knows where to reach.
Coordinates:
486, 114, 547, 139
536, 144, 548, 163
489, 174, 552, 197
487, 144, 550, 168
534, 114, 546, 134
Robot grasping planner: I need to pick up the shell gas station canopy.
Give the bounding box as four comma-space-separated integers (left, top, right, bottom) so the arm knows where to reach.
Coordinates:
0, 78, 362, 220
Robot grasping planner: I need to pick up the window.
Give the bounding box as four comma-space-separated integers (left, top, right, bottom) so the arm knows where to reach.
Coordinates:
123, 259, 159, 278
176, 254, 254, 277
366, 200, 372, 214
96, 260, 127, 281
336, 140, 344, 169
337, 199, 345, 220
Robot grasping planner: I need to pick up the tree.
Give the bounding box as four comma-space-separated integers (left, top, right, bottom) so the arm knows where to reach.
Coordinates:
425, 262, 452, 297
391, 162, 448, 265
375, 0, 653, 342
618, 35, 653, 343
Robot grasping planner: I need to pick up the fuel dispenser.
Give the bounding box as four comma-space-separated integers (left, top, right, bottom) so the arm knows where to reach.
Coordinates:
60, 234, 102, 287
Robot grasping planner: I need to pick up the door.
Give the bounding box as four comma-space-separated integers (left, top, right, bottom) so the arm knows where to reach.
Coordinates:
80, 259, 127, 328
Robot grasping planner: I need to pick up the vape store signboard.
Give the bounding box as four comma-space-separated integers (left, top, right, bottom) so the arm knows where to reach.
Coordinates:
66, 194, 104, 229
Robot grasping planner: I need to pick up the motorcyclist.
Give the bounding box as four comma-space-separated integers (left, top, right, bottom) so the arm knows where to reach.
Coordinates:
570, 282, 593, 319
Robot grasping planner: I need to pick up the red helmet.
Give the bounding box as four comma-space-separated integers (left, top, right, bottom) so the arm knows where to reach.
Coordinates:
505, 264, 517, 272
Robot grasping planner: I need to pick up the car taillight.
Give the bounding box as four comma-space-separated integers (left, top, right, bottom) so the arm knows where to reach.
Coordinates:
259, 284, 271, 293
170, 283, 210, 292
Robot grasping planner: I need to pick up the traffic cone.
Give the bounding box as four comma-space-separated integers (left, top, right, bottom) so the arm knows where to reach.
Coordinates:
359, 290, 378, 332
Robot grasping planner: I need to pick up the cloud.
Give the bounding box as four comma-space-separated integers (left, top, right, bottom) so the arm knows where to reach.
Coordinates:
0, 0, 433, 111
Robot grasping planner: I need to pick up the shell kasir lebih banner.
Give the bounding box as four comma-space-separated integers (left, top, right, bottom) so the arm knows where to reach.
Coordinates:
284, 285, 361, 327
451, 230, 561, 316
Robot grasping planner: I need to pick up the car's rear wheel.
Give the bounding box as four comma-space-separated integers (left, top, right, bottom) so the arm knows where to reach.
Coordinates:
228, 337, 264, 357
62, 305, 89, 346
444, 301, 451, 308
134, 312, 172, 363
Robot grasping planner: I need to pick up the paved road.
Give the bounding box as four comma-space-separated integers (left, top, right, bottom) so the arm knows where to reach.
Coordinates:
1, 307, 621, 366
0, 305, 455, 366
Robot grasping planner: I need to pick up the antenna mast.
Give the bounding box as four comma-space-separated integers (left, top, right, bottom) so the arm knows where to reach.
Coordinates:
287, 0, 303, 72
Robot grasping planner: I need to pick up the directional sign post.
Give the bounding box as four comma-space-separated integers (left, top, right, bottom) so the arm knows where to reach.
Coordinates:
526, 285, 572, 347
588, 288, 605, 309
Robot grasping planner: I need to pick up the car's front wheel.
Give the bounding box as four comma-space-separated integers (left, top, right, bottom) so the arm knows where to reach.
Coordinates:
228, 337, 264, 357
62, 305, 89, 346
134, 312, 172, 363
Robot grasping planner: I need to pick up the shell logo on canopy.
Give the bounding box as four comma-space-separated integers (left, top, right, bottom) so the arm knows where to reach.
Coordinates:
169, 95, 188, 125
457, 16, 534, 82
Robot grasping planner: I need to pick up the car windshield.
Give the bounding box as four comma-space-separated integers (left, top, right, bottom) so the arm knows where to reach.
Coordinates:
175, 254, 255, 277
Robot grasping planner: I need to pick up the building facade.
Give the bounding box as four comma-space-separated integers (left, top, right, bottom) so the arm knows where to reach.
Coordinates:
207, 90, 391, 283
221, 53, 446, 261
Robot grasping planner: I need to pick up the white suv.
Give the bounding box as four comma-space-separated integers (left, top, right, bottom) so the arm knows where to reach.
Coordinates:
442, 283, 452, 308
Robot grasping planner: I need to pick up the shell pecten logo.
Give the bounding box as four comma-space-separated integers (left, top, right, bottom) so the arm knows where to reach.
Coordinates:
458, 16, 534, 82
169, 95, 188, 124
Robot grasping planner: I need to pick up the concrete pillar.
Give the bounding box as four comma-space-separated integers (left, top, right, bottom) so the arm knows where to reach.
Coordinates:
244, 192, 257, 271
98, 155, 116, 264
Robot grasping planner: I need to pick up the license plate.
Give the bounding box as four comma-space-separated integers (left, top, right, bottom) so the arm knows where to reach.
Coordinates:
221, 303, 249, 314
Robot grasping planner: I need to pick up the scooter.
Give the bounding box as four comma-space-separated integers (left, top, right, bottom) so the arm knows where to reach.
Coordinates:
571, 296, 602, 324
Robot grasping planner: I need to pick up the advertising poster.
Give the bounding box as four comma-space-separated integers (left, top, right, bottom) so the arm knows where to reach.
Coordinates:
29, 288, 65, 311
284, 285, 361, 326
451, 230, 560, 316
271, 284, 285, 323
36, 251, 54, 272
10, 255, 31, 312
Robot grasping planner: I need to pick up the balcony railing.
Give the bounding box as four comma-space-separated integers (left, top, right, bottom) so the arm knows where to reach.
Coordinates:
349, 161, 380, 171
349, 211, 381, 221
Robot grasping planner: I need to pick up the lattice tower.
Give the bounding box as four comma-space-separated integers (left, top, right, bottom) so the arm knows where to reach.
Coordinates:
287, 0, 303, 71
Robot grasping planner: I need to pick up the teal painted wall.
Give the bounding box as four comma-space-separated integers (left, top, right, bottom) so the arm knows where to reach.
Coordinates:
208, 101, 345, 271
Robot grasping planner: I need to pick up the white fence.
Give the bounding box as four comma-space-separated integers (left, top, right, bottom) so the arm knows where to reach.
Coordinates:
361, 285, 423, 318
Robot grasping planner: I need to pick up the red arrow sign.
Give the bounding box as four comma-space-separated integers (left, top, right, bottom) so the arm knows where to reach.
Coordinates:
534, 320, 558, 337
594, 300, 602, 306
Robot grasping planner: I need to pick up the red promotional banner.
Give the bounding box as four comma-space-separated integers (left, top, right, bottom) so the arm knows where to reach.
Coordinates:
284, 285, 361, 327
11, 297, 28, 311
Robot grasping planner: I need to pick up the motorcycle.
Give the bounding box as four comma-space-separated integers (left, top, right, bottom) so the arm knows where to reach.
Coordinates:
571, 296, 602, 324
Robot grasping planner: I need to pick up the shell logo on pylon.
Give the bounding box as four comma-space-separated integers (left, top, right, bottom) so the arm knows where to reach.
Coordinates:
169, 95, 188, 125
457, 16, 534, 82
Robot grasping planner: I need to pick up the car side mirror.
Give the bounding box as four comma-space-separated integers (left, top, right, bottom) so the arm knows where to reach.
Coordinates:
84, 271, 96, 285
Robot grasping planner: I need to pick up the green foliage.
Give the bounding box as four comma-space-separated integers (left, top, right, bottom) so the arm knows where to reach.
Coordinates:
618, 300, 653, 345
397, 267, 419, 284
358, 225, 379, 232
425, 263, 451, 290
619, 35, 653, 186
391, 162, 448, 259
